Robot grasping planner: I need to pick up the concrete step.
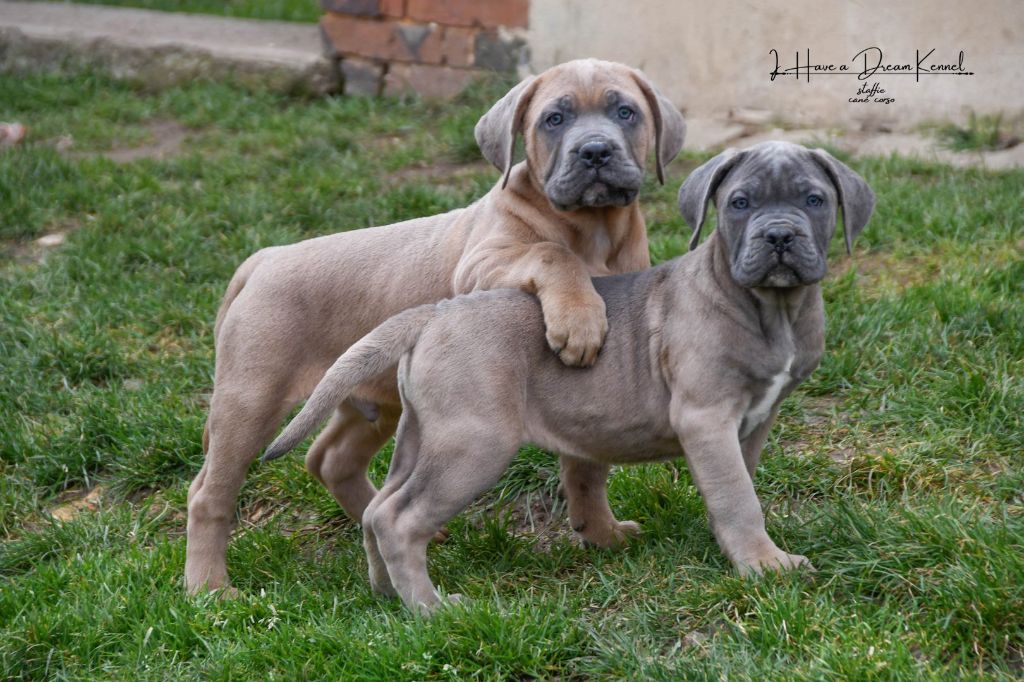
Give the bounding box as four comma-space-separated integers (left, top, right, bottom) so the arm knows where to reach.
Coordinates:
0, 0, 338, 94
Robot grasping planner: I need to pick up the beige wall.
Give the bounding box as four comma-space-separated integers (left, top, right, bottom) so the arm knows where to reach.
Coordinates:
528, 0, 1024, 129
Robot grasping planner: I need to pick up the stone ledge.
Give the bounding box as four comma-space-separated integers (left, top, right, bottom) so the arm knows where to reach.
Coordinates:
0, 1, 339, 95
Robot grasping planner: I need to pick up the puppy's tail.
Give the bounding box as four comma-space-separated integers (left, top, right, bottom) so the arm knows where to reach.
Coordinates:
261, 304, 436, 462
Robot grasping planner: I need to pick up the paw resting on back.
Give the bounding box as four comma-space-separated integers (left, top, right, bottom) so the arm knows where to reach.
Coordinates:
543, 293, 608, 367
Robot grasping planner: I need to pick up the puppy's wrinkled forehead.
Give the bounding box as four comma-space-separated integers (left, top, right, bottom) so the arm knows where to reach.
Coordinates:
725, 143, 833, 200
529, 60, 646, 117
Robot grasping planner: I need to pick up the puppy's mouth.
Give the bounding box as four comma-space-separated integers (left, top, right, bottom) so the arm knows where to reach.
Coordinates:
734, 251, 825, 289
547, 169, 642, 211
578, 181, 639, 208
757, 261, 804, 288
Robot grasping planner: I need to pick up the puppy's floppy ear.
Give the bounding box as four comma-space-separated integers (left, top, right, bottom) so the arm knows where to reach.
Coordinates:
630, 70, 686, 185
810, 149, 876, 255
475, 75, 540, 189
678, 148, 746, 251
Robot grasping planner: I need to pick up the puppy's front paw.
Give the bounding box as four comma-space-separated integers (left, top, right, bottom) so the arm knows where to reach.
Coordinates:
185, 578, 237, 599
736, 549, 814, 577
413, 592, 465, 617
213, 586, 240, 600
544, 293, 608, 367
444, 593, 466, 607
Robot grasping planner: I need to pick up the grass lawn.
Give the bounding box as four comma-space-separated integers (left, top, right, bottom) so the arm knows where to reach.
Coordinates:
20, 0, 320, 22
1, 71, 1022, 680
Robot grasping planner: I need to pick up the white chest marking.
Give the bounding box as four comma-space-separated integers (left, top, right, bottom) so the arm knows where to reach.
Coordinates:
740, 356, 793, 439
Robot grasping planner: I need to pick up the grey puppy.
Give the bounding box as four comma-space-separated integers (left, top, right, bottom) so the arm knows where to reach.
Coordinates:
265, 141, 875, 613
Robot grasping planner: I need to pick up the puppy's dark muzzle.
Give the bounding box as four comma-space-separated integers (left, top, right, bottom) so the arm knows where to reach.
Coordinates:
546, 135, 644, 210
733, 216, 826, 288
764, 226, 795, 254
578, 140, 613, 169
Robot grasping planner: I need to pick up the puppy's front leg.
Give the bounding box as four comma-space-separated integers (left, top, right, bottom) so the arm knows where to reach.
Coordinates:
454, 240, 607, 367
674, 407, 812, 576
739, 405, 779, 480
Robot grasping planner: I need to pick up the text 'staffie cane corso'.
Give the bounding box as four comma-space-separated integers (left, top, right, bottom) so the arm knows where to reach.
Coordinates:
265, 142, 876, 613
186, 59, 686, 593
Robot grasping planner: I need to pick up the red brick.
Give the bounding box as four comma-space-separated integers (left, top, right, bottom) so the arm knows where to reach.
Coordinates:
416, 25, 473, 66
322, 14, 393, 60
415, 28, 444, 64
395, 22, 443, 63
441, 26, 476, 67
321, 13, 441, 63
405, 0, 528, 28
384, 63, 480, 99
379, 0, 405, 16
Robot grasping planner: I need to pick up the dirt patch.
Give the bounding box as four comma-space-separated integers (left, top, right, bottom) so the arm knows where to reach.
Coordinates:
241, 498, 285, 528
840, 241, 1022, 296
827, 447, 857, 465
65, 120, 190, 164
778, 393, 858, 465
669, 619, 731, 658
364, 130, 410, 152
108, 120, 188, 162
836, 250, 943, 293
49, 485, 105, 522
799, 394, 844, 426
1, 218, 83, 264
386, 159, 493, 189
478, 487, 576, 554
361, 128, 495, 190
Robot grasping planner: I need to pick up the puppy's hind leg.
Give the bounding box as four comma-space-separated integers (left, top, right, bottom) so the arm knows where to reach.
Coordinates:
362, 409, 422, 599
186, 385, 296, 594
367, 428, 519, 614
305, 401, 400, 523
560, 456, 640, 548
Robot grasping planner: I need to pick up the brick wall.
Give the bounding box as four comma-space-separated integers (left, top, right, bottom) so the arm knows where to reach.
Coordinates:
320, 0, 528, 98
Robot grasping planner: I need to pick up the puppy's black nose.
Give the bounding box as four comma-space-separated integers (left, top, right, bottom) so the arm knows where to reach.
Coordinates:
764, 226, 795, 253
578, 141, 613, 169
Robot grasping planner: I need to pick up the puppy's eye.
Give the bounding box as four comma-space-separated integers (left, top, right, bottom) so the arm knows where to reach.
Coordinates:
545, 112, 564, 128
806, 194, 824, 207
730, 197, 749, 210
617, 106, 635, 121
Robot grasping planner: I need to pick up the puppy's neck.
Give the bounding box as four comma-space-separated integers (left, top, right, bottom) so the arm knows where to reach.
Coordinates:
502, 162, 646, 271
750, 285, 819, 333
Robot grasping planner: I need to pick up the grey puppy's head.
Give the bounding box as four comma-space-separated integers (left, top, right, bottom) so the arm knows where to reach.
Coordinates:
679, 141, 875, 289
475, 59, 686, 211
